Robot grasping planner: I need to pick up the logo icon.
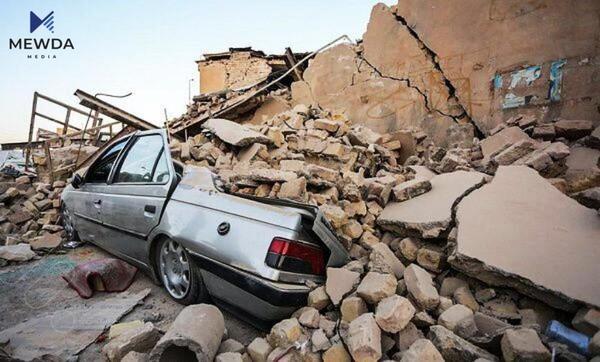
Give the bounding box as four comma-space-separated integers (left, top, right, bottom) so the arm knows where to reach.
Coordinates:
30, 11, 54, 33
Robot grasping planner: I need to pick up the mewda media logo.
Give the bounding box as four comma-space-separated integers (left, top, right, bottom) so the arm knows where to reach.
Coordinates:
30, 11, 55, 33
9, 10, 75, 60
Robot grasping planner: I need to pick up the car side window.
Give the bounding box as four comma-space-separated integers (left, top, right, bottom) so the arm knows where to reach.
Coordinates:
153, 150, 170, 183
86, 138, 128, 183
115, 135, 167, 183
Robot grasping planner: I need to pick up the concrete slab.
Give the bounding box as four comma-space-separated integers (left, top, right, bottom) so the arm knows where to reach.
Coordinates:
452, 166, 600, 311
202, 118, 271, 147
378, 171, 486, 238
0, 289, 150, 361
480, 127, 533, 162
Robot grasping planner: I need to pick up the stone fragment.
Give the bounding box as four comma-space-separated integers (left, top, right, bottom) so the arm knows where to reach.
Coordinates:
454, 286, 480, 312
572, 187, 600, 210
342, 219, 363, 240
311, 329, 331, 352
475, 288, 497, 303
202, 118, 271, 147
320, 204, 348, 229
323, 343, 351, 362
356, 272, 397, 304
416, 245, 445, 272
108, 320, 145, 340
298, 307, 320, 328
121, 351, 148, 362
400, 339, 444, 362
368, 242, 405, 278
428, 325, 499, 361
396, 322, 424, 351
453, 166, 600, 310
392, 179, 432, 202
347, 126, 382, 146
375, 295, 416, 333
347, 313, 381, 362
307, 286, 330, 311
267, 318, 303, 348
404, 264, 439, 310
438, 304, 474, 333
398, 237, 420, 261
439, 278, 469, 297
572, 307, 600, 336
554, 120, 594, 140
500, 328, 550, 362
480, 127, 532, 162
215, 352, 244, 362
103, 322, 161, 362
0, 243, 36, 261
532, 124, 556, 140
218, 339, 245, 354
590, 332, 600, 356
29, 232, 62, 250
277, 177, 307, 202
492, 139, 536, 166
325, 267, 361, 305
379, 171, 486, 238
341, 296, 368, 323
564, 146, 600, 193
247, 338, 272, 362
149, 304, 224, 362
413, 311, 436, 328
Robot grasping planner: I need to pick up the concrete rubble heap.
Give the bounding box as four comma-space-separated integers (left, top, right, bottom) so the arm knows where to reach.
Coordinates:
0, 173, 67, 265
1, 1, 599, 361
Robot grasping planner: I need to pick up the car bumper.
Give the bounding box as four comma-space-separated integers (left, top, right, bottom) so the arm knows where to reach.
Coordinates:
189, 252, 310, 323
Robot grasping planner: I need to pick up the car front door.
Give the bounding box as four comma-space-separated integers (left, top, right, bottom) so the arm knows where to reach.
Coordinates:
70, 137, 130, 245
100, 129, 176, 264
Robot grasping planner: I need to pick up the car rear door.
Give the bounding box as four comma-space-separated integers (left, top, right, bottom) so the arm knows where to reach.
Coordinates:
100, 129, 176, 263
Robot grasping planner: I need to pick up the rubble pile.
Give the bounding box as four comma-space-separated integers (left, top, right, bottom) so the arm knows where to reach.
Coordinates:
167, 92, 599, 360
0, 172, 67, 265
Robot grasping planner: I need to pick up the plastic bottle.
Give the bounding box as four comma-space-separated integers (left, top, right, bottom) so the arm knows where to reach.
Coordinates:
545, 320, 589, 356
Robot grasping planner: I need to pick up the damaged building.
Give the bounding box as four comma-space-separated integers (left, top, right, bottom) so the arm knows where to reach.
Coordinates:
1, 1, 600, 361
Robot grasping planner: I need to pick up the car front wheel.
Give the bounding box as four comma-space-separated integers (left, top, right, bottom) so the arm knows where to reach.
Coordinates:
156, 238, 206, 304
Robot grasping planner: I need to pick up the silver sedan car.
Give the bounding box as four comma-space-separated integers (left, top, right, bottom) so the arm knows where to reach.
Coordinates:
61, 129, 348, 325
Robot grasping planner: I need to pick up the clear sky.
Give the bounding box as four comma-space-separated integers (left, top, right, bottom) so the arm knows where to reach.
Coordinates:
0, 0, 394, 144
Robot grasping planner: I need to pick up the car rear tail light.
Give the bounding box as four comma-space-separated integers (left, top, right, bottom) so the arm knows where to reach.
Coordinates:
265, 237, 325, 276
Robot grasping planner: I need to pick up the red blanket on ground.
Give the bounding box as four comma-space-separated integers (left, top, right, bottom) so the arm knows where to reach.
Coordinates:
62, 258, 138, 298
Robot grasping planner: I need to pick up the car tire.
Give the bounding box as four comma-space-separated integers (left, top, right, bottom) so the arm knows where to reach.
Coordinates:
61, 203, 80, 242
156, 237, 208, 305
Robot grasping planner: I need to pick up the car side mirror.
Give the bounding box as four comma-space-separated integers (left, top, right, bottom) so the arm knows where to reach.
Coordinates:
71, 174, 83, 189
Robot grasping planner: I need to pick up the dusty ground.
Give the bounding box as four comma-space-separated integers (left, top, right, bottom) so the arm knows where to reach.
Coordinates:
0, 244, 260, 360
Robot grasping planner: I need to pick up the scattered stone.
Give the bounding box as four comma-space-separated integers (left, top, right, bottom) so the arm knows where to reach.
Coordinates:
453, 286, 479, 312
416, 245, 445, 272
218, 339, 245, 354
108, 320, 145, 340
323, 343, 351, 362
311, 329, 331, 352
428, 325, 499, 362
500, 328, 550, 362
375, 295, 416, 333
554, 119, 594, 140
393, 179, 432, 202
400, 339, 444, 362
347, 313, 381, 362
475, 288, 496, 303
438, 304, 474, 334
215, 352, 244, 362
0, 243, 36, 261
277, 177, 307, 202
202, 118, 272, 147
356, 271, 397, 304
29, 232, 62, 250
398, 237, 420, 261
267, 318, 303, 348
103, 322, 161, 362
247, 338, 272, 362
298, 307, 320, 328
368, 242, 405, 278
307, 286, 330, 311
325, 267, 361, 305
572, 307, 600, 336
404, 264, 439, 310
341, 296, 368, 323
396, 322, 424, 351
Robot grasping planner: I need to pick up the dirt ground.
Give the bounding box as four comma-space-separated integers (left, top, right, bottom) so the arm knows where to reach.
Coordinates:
0, 244, 260, 360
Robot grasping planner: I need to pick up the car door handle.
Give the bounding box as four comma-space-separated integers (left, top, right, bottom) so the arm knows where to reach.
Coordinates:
144, 205, 156, 214
93, 199, 102, 206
